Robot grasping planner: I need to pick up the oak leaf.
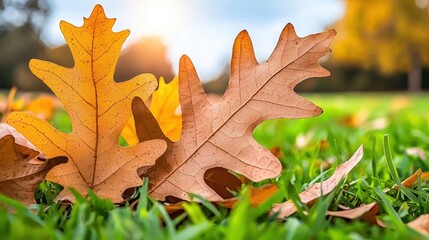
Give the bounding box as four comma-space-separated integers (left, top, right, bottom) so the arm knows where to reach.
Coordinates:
407, 214, 429, 236
271, 146, 363, 219
133, 24, 336, 201
164, 183, 279, 214
7, 5, 166, 202
326, 203, 379, 224
0, 123, 43, 160
121, 77, 181, 146
25, 95, 56, 120
327, 169, 429, 225
0, 134, 67, 204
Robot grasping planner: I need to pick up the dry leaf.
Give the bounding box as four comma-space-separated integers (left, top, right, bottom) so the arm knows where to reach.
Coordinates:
133, 23, 336, 201
164, 183, 279, 214
271, 146, 363, 219
406, 147, 427, 160
204, 167, 245, 199
150, 77, 182, 141
121, 116, 140, 146
0, 87, 23, 121
327, 169, 427, 225
0, 135, 67, 204
218, 183, 279, 208
407, 214, 429, 235
0, 123, 44, 160
7, 5, 166, 202
1, 88, 59, 123
340, 110, 369, 128
326, 202, 379, 224
397, 169, 423, 190
122, 77, 181, 146
25, 95, 55, 120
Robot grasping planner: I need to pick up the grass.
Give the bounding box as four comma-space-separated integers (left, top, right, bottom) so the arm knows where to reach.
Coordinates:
1, 93, 429, 239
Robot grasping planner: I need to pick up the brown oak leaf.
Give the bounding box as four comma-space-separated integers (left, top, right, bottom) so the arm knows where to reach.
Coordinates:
133, 23, 336, 201
326, 203, 379, 224
327, 169, 429, 225
408, 214, 429, 236
0, 135, 67, 204
0, 123, 44, 160
164, 183, 279, 214
271, 146, 363, 219
7, 5, 166, 202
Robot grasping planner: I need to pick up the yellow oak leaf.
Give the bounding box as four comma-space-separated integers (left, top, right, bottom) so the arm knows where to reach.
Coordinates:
150, 77, 182, 141
121, 76, 181, 145
121, 117, 139, 146
25, 96, 55, 120
7, 5, 166, 202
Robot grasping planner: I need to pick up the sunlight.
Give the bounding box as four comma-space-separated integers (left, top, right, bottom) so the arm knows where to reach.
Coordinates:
129, 0, 185, 39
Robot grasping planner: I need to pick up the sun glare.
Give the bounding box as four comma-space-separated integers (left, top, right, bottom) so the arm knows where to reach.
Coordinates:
130, 0, 184, 39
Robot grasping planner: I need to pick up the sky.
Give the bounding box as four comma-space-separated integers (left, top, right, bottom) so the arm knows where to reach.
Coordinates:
43, 0, 344, 81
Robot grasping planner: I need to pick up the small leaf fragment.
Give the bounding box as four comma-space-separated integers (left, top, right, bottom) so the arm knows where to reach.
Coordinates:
326, 203, 379, 224
407, 214, 429, 236
271, 146, 363, 219
0, 135, 67, 204
122, 77, 181, 146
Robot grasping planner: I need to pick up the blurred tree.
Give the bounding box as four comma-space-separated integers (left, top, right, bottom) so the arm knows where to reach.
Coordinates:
0, 0, 50, 90
203, 64, 229, 95
332, 0, 429, 91
114, 37, 175, 83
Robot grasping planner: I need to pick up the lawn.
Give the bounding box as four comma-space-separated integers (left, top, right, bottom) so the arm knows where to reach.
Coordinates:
1, 93, 429, 239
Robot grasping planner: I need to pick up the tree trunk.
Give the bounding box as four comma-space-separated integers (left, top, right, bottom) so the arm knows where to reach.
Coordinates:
408, 47, 422, 92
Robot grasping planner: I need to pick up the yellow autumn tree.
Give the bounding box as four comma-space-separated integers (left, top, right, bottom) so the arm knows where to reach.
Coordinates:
332, 0, 429, 91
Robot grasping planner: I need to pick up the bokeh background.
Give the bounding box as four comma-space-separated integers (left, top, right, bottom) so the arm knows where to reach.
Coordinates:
0, 0, 428, 92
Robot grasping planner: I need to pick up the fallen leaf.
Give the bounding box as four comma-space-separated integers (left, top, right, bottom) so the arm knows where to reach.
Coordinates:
164, 183, 279, 214
121, 77, 181, 146
340, 110, 369, 128
327, 169, 427, 225
0, 123, 44, 160
0, 87, 23, 121
0, 135, 67, 204
204, 167, 244, 199
133, 24, 336, 201
150, 77, 182, 142
406, 147, 427, 160
129, 97, 244, 200
7, 5, 166, 202
218, 183, 279, 208
207, 94, 222, 104
271, 146, 363, 219
326, 202, 379, 224
25, 95, 55, 120
398, 169, 423, 190
407, 214, 429, 235
121, 116, 139, 146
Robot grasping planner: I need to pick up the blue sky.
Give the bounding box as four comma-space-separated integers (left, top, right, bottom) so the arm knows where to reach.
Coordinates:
43, 0, 344, 81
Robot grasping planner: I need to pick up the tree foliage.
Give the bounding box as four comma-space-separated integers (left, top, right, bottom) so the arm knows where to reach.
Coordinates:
332, 0, 429, 91
0, 0, 50, 90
